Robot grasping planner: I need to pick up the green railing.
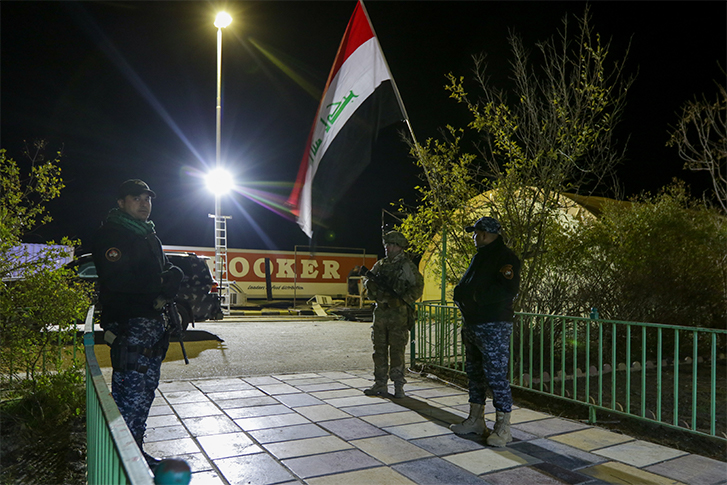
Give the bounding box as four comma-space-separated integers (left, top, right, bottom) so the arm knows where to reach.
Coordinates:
84, 305, 154, 485
413, 301, 727, 442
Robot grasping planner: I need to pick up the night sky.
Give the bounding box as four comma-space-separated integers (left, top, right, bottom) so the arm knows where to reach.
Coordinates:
2, 1, 725, 258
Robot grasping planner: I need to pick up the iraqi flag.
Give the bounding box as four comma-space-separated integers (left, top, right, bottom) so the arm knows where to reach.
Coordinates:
287, 0, 405, 238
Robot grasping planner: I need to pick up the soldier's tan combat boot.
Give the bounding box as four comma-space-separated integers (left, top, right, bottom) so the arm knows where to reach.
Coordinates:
364, 381, 388, 396
450, 403, 488, 436
486, 411, 512, 447
393, 382, 405, 399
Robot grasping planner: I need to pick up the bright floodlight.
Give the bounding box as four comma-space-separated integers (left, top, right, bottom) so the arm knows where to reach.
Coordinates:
214, 12, 232, 29
206, 168, 233, 195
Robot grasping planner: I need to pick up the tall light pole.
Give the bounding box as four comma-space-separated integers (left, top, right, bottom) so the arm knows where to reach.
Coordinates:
212, 11, 232, 314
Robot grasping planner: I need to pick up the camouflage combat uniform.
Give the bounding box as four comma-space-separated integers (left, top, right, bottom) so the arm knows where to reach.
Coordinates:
365, 246, 424, 392
454, 232, 520, 413
92, 204, 181, 453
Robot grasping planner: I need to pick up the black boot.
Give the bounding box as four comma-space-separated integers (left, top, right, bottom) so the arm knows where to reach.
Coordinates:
135, 434, 161, 472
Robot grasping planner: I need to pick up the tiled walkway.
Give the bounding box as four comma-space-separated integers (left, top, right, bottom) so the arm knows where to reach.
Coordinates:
146, 370, 726, 485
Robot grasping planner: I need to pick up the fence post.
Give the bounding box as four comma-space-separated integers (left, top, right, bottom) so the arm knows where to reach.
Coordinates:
410, 305, 417, 368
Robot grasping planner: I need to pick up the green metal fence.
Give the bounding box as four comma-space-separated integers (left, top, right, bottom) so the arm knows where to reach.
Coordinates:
413, 301, 727, 442
84, 305, 154, 485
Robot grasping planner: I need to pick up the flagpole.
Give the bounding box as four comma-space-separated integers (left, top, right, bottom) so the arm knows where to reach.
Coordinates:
359, 0, 452, 293
357, 0, 419, 148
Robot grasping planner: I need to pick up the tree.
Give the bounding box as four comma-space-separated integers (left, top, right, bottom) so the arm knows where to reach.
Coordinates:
0, 142, 91, 383
667, 77, 727, 213
399, 7, 634, 312
561, 182, 727, 329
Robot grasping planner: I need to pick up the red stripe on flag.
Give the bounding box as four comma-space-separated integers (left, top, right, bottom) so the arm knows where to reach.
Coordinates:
328, 2, 374, 83
287, 1, 374, 212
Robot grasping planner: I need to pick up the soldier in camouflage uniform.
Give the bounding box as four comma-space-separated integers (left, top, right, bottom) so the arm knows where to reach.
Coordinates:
451, 217, 520, 447
92, 179, 183, 470
363, 231, 424, 399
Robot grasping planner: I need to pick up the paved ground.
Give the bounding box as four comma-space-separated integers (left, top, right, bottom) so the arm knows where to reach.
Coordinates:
91, 317, 725, 484
143, 370, 726, 485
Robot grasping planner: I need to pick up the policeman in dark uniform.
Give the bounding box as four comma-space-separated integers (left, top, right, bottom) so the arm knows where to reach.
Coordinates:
451, 216, 520, 447
92, 179, 183, 469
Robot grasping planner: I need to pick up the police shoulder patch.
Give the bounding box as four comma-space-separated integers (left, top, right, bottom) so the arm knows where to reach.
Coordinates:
105, 247, 122, 262
499, 264, 514, 280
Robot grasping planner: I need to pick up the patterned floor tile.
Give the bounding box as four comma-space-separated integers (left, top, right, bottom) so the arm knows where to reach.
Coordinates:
144, 437, 201, 458
188, 470, 225, 485
205, 389, 267, 402
197, 432, 262, 459
337, 377, 377, 388
306, 466, 417, 484
444, 448, 532, 475
148, 403, 174, 416
257, 383, 301, 395
165, 452, 213, 473
234, 412, 310, 431
224, 404, 293, 419
580, 460, 688, 485
488, 408, 551, 424
243, 376, 282, 386
645, 453, 727, 485
145, 424, 190, 442
550, 427, 634, 451
317, 371, 362, 380
410, 388, 468, 399
191, 378, 253, 392
351, 434, 434, 464
294, 403, 351, 422
310, 388, 363, 400
182, 415, 241, 436
171, 401, 223, 419
411, 433, 486, 455
163, 390, 210, 404
344, 401, 409, 417
282, 449, 382, 479
158, 380, 197, 392
393, 457, 491, 484
146, 414, 182, 428
295, 382, 351, 393
384, 421, 452, 440
319, 417, 388, 440
429, 395, 473, 407
486, 465, 572, 484
594, 439, 688, 467
263, 435, 353, 460
360, 410, 428, 428
509, 441, 593, 470
273, 373, 322, 381
532, 462, 594, 484
274, 392, 324, 408
283, 377, 334, 387
325, 395, 382, 407
216, 396, 278, 411
215, 452, 296, 485
249, 423, 330, 444
513, 417, 590, 438
528, 438, 608, 464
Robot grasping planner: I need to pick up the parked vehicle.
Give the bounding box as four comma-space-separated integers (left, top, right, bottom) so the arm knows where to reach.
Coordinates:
68, 252, 223, 330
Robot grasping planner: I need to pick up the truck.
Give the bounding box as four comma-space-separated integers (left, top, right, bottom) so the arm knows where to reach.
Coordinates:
163, 245, 377, 305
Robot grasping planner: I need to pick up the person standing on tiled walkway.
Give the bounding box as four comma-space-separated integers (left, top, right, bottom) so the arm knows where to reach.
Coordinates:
451, 216, 521, 447
93, 179, 183, 470
363, 231, 424, 399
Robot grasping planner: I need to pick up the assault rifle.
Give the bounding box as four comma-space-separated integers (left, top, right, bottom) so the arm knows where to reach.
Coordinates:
165, 301, 189, 365
360, 266, 415, 311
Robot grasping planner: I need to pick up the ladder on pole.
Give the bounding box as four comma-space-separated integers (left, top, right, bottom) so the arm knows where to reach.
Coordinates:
209, 213, 231, 315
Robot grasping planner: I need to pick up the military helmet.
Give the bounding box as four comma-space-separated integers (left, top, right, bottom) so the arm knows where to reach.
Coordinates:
382, 230, 409, 249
